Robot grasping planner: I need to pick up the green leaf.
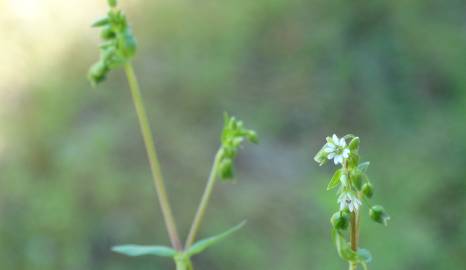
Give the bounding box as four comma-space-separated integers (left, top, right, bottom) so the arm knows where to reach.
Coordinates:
185, 221, 246, 257
357, 248, 372, 263
358, 161, 370, 173
112, 245, 177, 257
327, 169, 342, 190
332, 230, 371, 263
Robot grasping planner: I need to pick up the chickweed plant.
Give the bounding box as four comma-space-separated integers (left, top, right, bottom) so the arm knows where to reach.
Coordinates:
314, 134, 390, 270
88, 1, 258, 269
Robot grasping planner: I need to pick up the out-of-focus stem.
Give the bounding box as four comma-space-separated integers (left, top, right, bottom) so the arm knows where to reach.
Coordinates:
185, 149, 223, 248
124, 62, 182, 251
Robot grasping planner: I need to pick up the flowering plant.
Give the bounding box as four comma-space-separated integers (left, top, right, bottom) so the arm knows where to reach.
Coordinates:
88, 1, 257, 269
315, 134, 390, 270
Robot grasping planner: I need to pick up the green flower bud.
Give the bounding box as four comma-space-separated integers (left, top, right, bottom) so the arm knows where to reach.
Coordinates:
246, 130, 259, 144
88, 61, 109, 85
331, 211, 350, 230
219, 158, 234, 180
313, 148, 328, 166
108, 0, 118, 7
348, 137, 360, 152
101, 26, 116, 40
351, 169, 363, 190
369, 205, 390, 226
362, 182, 373, 198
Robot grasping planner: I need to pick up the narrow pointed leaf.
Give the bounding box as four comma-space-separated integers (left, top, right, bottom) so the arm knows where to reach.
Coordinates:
327, 169, 342, 190
185, 221, 246, 257
112, 245, 177, 257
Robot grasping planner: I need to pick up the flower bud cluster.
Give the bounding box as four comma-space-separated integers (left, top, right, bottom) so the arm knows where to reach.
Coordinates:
218, 114, 258, 180
88, 0, 137, 86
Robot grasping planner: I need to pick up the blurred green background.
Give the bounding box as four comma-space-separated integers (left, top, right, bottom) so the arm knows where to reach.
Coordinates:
1, 0, 465, 269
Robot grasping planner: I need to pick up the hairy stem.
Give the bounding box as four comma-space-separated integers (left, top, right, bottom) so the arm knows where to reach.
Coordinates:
124, 63, 182, 251
185, 148, 223, 248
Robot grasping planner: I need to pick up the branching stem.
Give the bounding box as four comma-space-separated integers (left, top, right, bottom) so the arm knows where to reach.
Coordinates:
124, 62, 182, 251
185, 148, 223, 248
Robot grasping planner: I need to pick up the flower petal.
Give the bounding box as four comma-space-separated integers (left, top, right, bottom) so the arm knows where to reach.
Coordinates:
324, 145, 336, 153
332, 134, 339, 143
339, 138, 346, 147
328, 152, 336, 159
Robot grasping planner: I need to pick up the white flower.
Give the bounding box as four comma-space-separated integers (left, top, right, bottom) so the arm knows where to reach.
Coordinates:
338, 192, 361, 212
324, 134, 350, 165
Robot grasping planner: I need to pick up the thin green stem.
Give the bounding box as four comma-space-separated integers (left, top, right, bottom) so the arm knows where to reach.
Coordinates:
124, 62, 182, 251
185, 148, 223, 248
344, 160, 360, 270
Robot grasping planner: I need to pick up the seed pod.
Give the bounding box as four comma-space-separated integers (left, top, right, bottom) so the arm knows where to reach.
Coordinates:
331, 211, 349, 230
246, 130, 259, 144
369, 205, 390, 226
362, 182, 374, 198
101, 26, 116, 40
88, 61, 109, 85
219, 158, 234, 180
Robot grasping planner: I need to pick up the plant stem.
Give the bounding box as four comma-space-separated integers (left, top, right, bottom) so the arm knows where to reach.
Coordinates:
185, 148, 223, 248
345, 159, 360, 270
124, 62, 182, 251
349, 210, 359, 270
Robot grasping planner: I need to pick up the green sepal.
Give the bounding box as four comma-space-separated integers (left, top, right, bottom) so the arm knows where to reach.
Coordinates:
347, 153, 359, 169
348, 137, 360, 152
327, 169, 342, 190
92, 17, 110, 27
358, 161, 370, 173
111, 244, 177, 257
314, 147, 328, 166
185, 221, 246, 257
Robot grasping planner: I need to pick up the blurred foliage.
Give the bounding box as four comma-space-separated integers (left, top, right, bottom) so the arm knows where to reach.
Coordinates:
1, 0, 466, 269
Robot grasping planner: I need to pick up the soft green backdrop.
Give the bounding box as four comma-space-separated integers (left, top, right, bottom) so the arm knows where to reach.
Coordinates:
0, 0, 465, 269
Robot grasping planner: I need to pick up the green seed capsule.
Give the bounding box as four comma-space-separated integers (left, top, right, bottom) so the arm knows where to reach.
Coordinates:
101, 26, 116, 40
88, 62, 108, 86
351, 169, 363, 190
331, 211, 349, 230
219, 158, 234, 180
246, 130, 259, 144
108, 0, 118, 7
362, 182, 374, 198
369, 205, 390, 226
